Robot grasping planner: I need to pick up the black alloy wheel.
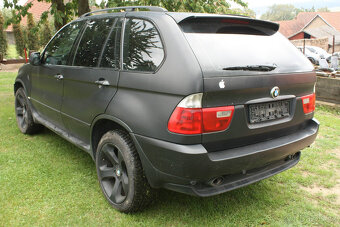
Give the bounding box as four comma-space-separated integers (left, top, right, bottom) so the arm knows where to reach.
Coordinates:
96, 130, 154, 213
97, 143, 129, 204
15, 88, 42, 134
15, 90, 29, 131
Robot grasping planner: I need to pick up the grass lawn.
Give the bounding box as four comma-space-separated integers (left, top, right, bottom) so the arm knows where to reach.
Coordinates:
4, 44, 20, 59
0, 72, 339, 226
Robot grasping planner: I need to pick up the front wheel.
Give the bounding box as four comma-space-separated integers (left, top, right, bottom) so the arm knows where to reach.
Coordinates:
95, 130, 154, 213
15, 87, 43, 134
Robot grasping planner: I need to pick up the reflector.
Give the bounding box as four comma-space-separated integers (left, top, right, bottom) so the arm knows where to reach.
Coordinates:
301, 93, 315, 114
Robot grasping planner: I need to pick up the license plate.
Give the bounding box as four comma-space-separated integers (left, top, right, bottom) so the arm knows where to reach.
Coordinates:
249, 100, 290, 123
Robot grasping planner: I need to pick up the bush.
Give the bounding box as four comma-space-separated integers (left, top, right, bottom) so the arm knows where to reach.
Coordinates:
13, 23, 26, 57
27, 13, 39, 51
39, 20, 52, 47
0, 11, 8, 56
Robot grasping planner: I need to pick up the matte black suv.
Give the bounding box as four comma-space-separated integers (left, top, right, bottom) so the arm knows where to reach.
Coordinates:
14, 6, 319, 212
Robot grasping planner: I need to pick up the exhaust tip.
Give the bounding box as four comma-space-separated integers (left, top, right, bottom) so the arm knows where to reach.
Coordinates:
209, 176, 224, 187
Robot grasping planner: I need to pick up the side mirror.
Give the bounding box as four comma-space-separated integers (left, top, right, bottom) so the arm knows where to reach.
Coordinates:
29, 52, 41, 66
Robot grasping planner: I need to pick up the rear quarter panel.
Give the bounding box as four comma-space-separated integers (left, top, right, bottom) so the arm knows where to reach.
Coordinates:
105, 13, 203, 144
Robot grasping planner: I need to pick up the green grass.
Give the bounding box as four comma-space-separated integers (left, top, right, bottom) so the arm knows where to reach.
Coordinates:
1, 72, 339, 226
5, 44, 20, 59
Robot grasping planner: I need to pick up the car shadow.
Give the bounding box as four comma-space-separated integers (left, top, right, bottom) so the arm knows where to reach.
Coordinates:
37, 127, 288, 222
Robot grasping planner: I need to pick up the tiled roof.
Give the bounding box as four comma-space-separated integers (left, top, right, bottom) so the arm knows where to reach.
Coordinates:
276, 11, 340, 38
5, 0, 51, 32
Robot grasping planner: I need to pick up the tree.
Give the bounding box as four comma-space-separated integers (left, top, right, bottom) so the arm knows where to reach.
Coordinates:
261, 5, 332, 21
230, 7, 256, 18
260, 4, 297, 21
0, 11, 8, 56
39, 20, 52, 47
105, 0, 247, 14
4, 0, 90, 31
27, 13, 39, 51
78, 0, 90, 16
318, 7, 330, 12
5, 0, 247, 31
13, 23, 25, 56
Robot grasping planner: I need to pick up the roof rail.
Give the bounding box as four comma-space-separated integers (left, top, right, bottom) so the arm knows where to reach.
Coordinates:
80, 6, 168, 17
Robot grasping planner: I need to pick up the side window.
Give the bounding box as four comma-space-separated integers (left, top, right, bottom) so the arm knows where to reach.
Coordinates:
74, 18, 115, 67
100, 18, 123, 69
123, 19, 164, 72
43, 21, 83, 65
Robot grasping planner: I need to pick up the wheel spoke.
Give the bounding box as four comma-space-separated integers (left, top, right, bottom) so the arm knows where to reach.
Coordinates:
21, 116, 27, 128
110, 179, 125, 204
121, 172, 129, 195
118, 151, 124, 165
16, 107, 24, 116
24, 110, 29, 120
16, 94, 25, 107
102, 144, 119, 165
99, 166, 115, 179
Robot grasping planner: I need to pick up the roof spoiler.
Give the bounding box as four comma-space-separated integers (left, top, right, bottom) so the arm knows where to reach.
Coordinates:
178, 16, 280, 33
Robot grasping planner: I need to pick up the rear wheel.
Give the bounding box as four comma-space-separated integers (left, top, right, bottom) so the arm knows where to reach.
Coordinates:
95, 130, 154, 213
15, 87, 43, 134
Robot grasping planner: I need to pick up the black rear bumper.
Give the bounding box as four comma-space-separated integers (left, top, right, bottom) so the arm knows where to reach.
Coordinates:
131, 118, 319, 196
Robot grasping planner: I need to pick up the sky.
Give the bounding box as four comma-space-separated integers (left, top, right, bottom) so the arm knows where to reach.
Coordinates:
242, 0, 340, 17
1, 0, 340, 17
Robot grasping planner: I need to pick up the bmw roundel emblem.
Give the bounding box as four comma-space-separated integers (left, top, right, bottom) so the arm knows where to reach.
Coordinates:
270, 86, 280, 98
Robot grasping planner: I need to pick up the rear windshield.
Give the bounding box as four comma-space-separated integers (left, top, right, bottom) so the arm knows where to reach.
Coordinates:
180, 18, 313, 77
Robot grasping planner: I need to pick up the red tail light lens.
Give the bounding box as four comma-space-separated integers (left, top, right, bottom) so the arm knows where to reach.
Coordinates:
168, 106, 234, 134
301, 93, 315, 114
168, 107, 202, 134
203, 106, 234, 133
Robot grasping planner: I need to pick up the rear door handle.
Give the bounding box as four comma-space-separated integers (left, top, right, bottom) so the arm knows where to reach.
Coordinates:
54, 74, 64, 80
95, 79, 110, 86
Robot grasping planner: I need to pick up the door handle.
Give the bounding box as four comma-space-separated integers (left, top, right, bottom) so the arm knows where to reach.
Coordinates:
95, 79, 110, 86
54, 74, 64, 80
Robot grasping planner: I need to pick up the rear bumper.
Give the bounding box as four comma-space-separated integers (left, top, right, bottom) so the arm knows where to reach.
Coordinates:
131, 118, 319, 196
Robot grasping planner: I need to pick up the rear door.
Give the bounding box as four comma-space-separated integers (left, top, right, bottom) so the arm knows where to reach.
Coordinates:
61, 16, 123, 143
30, 21, 84, 130
179, 17, 316, 150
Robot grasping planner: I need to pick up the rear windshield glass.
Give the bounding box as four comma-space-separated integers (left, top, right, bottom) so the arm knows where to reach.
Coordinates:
180, 19, 313, 76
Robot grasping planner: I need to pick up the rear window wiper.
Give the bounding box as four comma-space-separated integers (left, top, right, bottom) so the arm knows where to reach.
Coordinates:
223, 64, 277, 72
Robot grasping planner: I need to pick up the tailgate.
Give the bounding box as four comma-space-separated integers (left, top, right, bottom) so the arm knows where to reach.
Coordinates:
178, 16, 316, 151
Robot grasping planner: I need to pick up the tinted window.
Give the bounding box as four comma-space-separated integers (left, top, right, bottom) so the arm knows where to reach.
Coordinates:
74, 18, 115, 67
43, 21, 83, 65
100, 18, 123, 69
180, 19, 313, 76
123, 19, 164, 72
183, 32, 313, 76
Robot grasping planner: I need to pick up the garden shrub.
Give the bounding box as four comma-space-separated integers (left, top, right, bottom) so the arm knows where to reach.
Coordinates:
13, 23, 26, 57
0, 11, 8, 56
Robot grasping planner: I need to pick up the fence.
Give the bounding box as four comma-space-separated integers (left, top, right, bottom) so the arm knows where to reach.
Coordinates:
290, 37, 340, 53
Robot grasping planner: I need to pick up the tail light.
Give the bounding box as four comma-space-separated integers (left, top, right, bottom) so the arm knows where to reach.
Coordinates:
301, 93, 315, 114
168, 93, 234, 134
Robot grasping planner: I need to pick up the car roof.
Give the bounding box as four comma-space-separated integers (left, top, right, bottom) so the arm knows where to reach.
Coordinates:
75, 10, 275, 26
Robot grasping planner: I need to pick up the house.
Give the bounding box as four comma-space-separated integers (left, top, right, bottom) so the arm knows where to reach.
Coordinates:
5, 0, 51, 44
276, 12, 340, 40
275, 12, 340, 52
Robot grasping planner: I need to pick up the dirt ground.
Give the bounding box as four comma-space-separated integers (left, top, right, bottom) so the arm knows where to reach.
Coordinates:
0, 63, 24, 73
300, 148, 340, 205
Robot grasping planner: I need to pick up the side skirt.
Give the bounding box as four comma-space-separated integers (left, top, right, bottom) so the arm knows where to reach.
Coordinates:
29, 102, 92, 157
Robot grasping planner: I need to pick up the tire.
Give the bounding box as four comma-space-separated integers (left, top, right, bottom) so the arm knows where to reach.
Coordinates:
95, 130, 154, 213
15, 87, 43, 134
